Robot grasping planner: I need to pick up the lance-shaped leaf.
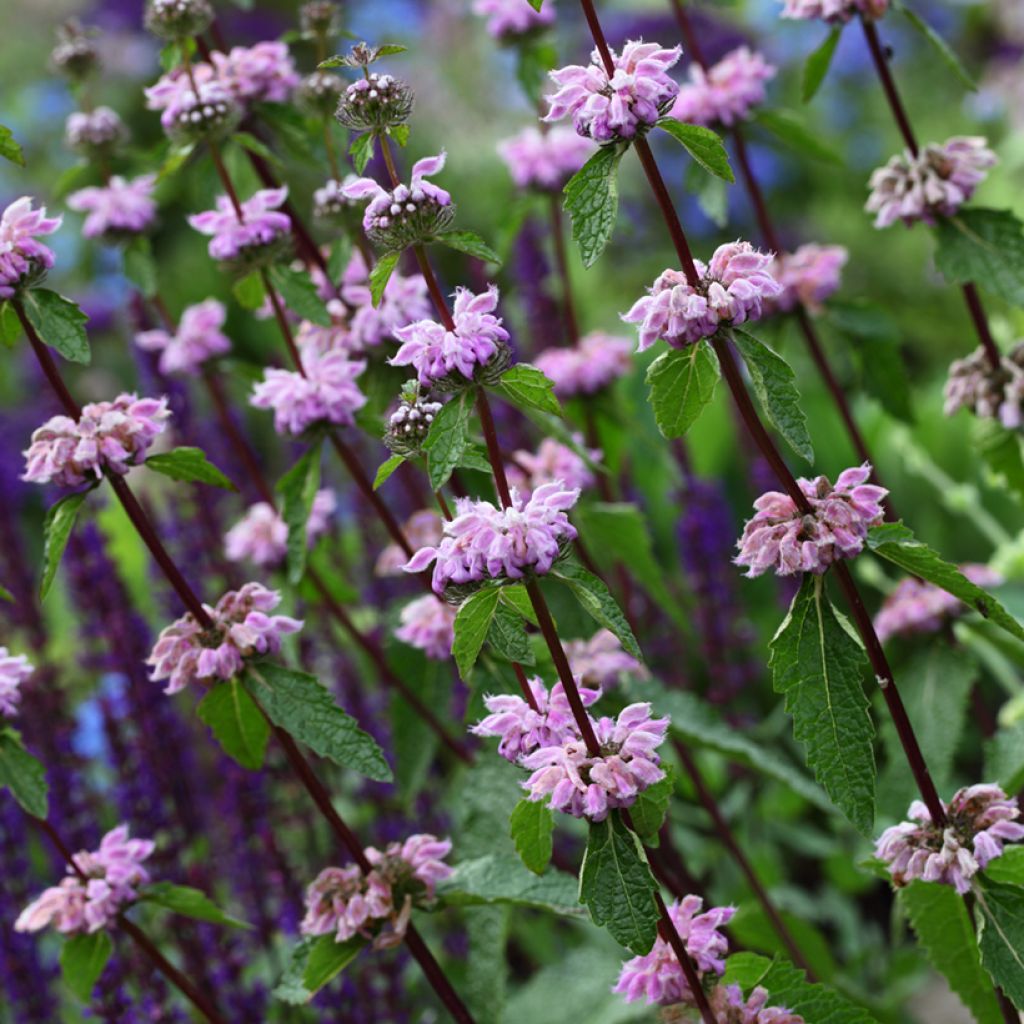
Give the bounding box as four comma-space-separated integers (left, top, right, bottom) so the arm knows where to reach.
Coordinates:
509, 798, 554, 875
802, 26, 842, 102
550, 560, 641, 660
423, 390, 471, 490
438, 855, 582, 915
233, 271, 265, 310
41, 490, 90, 600
274, 935, 366, 1005
769, 576, 876, 833
21, 288, 91, 364
266, 264, 332, 326
146, 447, 236, 490
0, 123, 25, 166
0, 727, 48, 818
277, 443, 322, 585
900, 5, 976, 90
452, 585, 502, 678
141, 881, 251, 929
934, 209, 1024, 308
349, 132, 375, 174
433, 229, 502, 265
656, 119, 734, 182
493, 364, 562, 416
752, 108, 843, 165
975, 879, 1024, 1009
61, 932, 113, 1001
369, 250, 400, 306
373, 453, 405, 490
563, 144, 626, 268
197, 678, 270, 771
646, 341, 720, 440
486, 601, 534, 666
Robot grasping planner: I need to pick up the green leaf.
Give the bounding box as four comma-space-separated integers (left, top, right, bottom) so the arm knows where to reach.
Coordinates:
499, 584, 539, 627
274, 935, 366, 1004
349, 132, 375, 174
579, 812, 659, 955
388, 124, 410, 146
975, 879, 1024, 1009
234, 130, 282, 167
974, 420, 1024, 502
21, 289, 91, 365
769, 576, 876, 833
527, 0, 543, 9
141, 881, 250, 929
376, 43, 408, 56
146, 447, 236, 490
900, 5, 976, 90
267, 265, 332, 326
486, 601, 534, 665
551, 560, 642, 661
493, 363, 562, 415
563, 144, 626, 268
0, 727, 48, 818
732, 328, 814, 463
656, 119, 735, 182
438, 855, 582, 916
452, 586, 502, 678
802, 26, 842, 102
0, 301, 21, 347
197, 679, 270, 771
867, 523, 1024, 644
515, 37, 558, 104
985, 721, 1024, 793
327, 236, 352, 283
369, 250, 400, 306
122, 236, 157, 298
934, 209, 1024, 308
645, 341, 719, 439
277, 444, 322, 585
41, 490, 90, 600
687, 158, 729, 227
423, 391, 471, 491
509, 799, 554, 875
373, 453, 405, 490
317, 55, 346, 69
0, 123, 25, 166
232, 271, 266, 310
61, 932, 113, 1002
628, 769, 674, 844
0, 581, 12, 602
387, 646, 445, 803
900, 882, 1003, 1024
242, 661, 392, 782
156, 142, 195, 182
985, 846, 1024, 887
433, 230, 502, 265
752, 108, 843, 165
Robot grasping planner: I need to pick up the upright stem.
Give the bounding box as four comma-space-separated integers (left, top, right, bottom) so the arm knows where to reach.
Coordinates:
652, 889, 718, 1024
475, 389, 513, 508
548, 193, 581, 345
259, 269, 305, 370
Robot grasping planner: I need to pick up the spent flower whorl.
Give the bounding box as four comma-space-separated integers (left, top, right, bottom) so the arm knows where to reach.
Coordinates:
65, 107, 126, 156
735, 464, 887, 578
0, 647, 32, 719
147, 582, 303, 694
385, 383, 444, 457
296, 71, 345, 117
50, 20, 99, 81
394, 595, 457, 660
472, 0, 556, 40
944, 342, 1024, 430
670, 46, 776, 128
497, 126, 596, 192
779, 0, 888, 22
766, 244, 848, 315
0, 196, 62, 299
144, 0, 214, 40
534, 331, 634, 397
875, 784, 1024, 894
335, 72, 415, 132
188, 187, 292, 271
146, 74, 241, 145
67, 175, 157, 243
224, 490, 336, 568
134, 298, 232, 377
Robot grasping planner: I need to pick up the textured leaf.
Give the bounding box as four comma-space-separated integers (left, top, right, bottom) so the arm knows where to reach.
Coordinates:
753, 108, 843, 165
388, 123, 409, 146
486, 601, 534, 665
563, 144, 626, 268
464, 906, 510, 1024
550, 560, 642, 660
146, 447, 236, 490
974, 419, 1024, 502
242, 661, 392, 782
769, 576, 875, 833
373, 453, 405, 490
142, 881, 250, 929
274, 935, 366, 1004
493, 363, 562, 415
499, 584, 539, 626
232, 271, 266, 310
656, 119, 734, 182
985, 721, 1024, 793
438, 855, 582, 915
21, 288, 91, 364
0, 123, 25, 166
975, 879, 1024, 1009
433, 229, 502, 265
900, 5, 976, 90
0, 301, 20, 347
509, 798, 554, 875
934, 209, 1024, 308
197, 679, 270, 771
985, 846, 1024, 887
277, 443, 322, 585
122, 236, 157, 298
646, 341, 719, 439
369, 251, 400, 306
349, 132, 375, 174
423, 391, 471, 491
452, 586, 502, 678
628, 770, 674, 844
0, 727, 48, 818
41, 490, 90, 600
61, 932, 113, 1001
802, 26, 842, 102
267, 264, 332, 326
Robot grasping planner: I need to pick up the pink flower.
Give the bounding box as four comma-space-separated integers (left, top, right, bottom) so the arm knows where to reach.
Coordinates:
403, 482, 579, 593
670, 47, 775, 128
144, 69, 238, 139
623, 242, 782, 350
472, 0, 555, 39
135, 298, 231, 376
250, 349, 367, 436
614, 895, 735, 1005
301, 864, 393, 944
876, 784, 1024, 894
65, 106, 125, 152
780, 0, 889, 23
508, 436, 598, 498
224, 490, 336, 568
22, 394, 170, 488
534, 331, 634, 397
391, 284, 510, 387
313, 177, 358, 220
340, 250, 432, 351
564, 629, 648, 688
210, 41, 299, 104
0, 197, 62, 299
188, 187, 291, 264
710, 984, 805, 1023
0, 647, 32, 718
545, 41, 682, 143
294, 319, 357, 357
497, 126, 596, 191
866, 137, 996, 229
67, 175, 157, 241
767, 244, 847, 314
944, 342, 1024, 430
365, 834, 454, 898
376, 510, 443, 577
394, 595, 457, 660
735, 463, 887, 577
147, 582, 303, 694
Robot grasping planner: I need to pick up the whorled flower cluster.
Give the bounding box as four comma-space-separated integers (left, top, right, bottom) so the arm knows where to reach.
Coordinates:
623, 242, 782, 350
497, 125, 596, 192
875, 784, 1024, 894
335, 72, 414, 131
65, 106, 126, 155
472, 0, 555, 39
0, 197, 62, 299
394, 595, 458, 661
313, 176, 358, 221
147, 582, 303, 694
340, 250, 432, 351
508, 436, 598, 498
188, 186, 292, 269
144, 0, 214, 40
144, 73, 240, 143
376, 510, 442, 577
734, 464, 887, 577
779, 0, 888, 23
384, 386, 444, 457
67, 175, 157, 242
670, 46, 775, 128
944, 342, 1024, 430
22, 394, 170, 488
134, 298, 232, 377
564, 629, 648, 689
534, 331, 634, 397
224, 490, 336, 568
296, 71, 345, 118
0, 647, 32, 719
709, 985, 806, 1023
766, 243, 848, 314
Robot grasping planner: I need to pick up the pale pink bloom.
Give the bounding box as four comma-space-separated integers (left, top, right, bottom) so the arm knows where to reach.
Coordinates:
394, 594, 457, 660
134, 298, 230, 376
767, 244, 848, 314
709, 984, 805, 1023
313, 177, 357, 219
144, 68, 237, 137
147, 582, 303, 694
508, 436, 598, 498
944, 342, 1024, 430
224, 490, 336, 568
623, 242, 782, 350
403, 482, 579, 593
473, 0, 555, 38
210, 41, 299, 104
497, 126, 596, 191
545, 40, 682, 143
564, 629, 648, 688
188, 187, 291, 263
534, 331, 634, 397
365, 834, 453, 898
65, 106, 125, 151
876, 784, 1024, 894
294, 319, 357, 357
0, 647, 32, 718
670, 47, 775, 127
67, 175, 157, 241
376, 510, 443, 577
301, 864, 393, 944
734, 464, 887, 577
0, 197, 62, 299
780, 0, 889, 23
23, 394, 170, 488
340, 250, 432, 351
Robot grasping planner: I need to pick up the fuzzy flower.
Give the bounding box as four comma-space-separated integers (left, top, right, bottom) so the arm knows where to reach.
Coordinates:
0, 647, 32, 718
564, 629, 648, 688
473, 0, 555, 39
376, 510, 443, 577
145, 70, 239, 142
188, 186, 291, 267
250, 349, 367, 437
145, 0, 215, 40
508, 436, 598, 498
313, 176, 358, 221
23, 394, 170, 488
147, 582, 303, 694
300, 865, 392, 944
767, 244, 848, 314
391, 284, 510, 389
875, 784, 1024, 894
68, 175, 157, 242
404, 482, 579, 593
614, 896, 735, 1005
341, 250, 432, 351
670, 47, 775, 128
211, 41, 299, 104
385, 386, 445, 457
394, 595, 457, 660
735, 464, 886, 577
866, 137, 996, 229
709, 985, 805, 1023
944, 342, 1024, 430
134, 298, 231, 376
534, 331, 634, 397
780, 0, 889, 23
623, 242, 782, 350
15, 825, 154, 935
224, 490, 336, 568
0, 197, 62, 299
365, 834, 453, 898
497, 126, 596, 191
65, 106, 126, 154
335, 72, 414, 132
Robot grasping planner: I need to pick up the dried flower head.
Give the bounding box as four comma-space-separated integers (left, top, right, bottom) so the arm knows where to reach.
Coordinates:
944, 342, 1024, 430
51, 20, 99, 80
0, 647, 33, 718
670, 46, 776, 128
335, 72, 414, 131
0, 197, 62, 299
145, 0, 214, 40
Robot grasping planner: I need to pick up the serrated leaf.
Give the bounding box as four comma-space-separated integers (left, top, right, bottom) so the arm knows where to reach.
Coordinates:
0, 124, 25, 166
122, 236, 157, 298
274, 935, 366, 1004
439, 855, 582, 915
373, 453, 405, 490
579, 812, 659, 955
985, 722, 1024, 794
147, 447, 236, 490
21, 289, 90, 364
493, 363, 561, 415
628, 769, 674, 844
142, 881, 250, 929
769, 576, 875, 833
900, 5, 976, 91
0, 727, 48, 818
41, 490, 89, 600
732, 328, 814, 462
277, 444, 321, 585
551, 560, 642, 661
267, 265, 331, 326
975, 879, 1024, 1009
197, 679, 270, 771
645, 341, 719, 439
934, 209, 1024, 308
499, 584, 539, 627
232, 271, 265, 310
423, 391, 471, 491
242, 661, 392, 782
563, 144, 625, 268
369, 251, 400, 306
802, 26, 842, 102
61, 932, 113, 1002
656, 119, 735, 182
349, 132, 375, 174
452, 586, 502, 678
509, 799, 554, 875
433, 230, 502, 265
486, 601, 534, 665
986, 847, 1024, 887
753, 108, 843, 165
388, 124, 410, 146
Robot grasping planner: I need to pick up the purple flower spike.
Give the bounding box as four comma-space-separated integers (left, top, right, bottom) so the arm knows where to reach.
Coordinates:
534, 331, 634, 397
67, 175, 157, 242
224, 490, 336, 568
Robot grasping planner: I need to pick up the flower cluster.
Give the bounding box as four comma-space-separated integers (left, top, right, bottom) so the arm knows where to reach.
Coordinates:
296, 70, 345, 117
564, 629, 648, 688
224, 491, 336, 568
144, 0, 214, 40
213, 41, 299, 104
709, 985, 805, 1023
147, 582, 303, 694
497, 126, 595, 191
876, 784, 1024, 893
394, 595, 457, 660
473, 0, 555, 39
944, 342, 1024, 430
23, 394, 170, 488
335, 72, 414, 131
145, 73, 240, 143
545, 41, 682, 143
188, 187, 292, 269
65, 106, 125, 155
865, 137, 996, 228
15, 826, 154, 935
50, 21, 99, 81
534, 331, 634, 397
134, 298, 232, 377
670, 47, 775, 128
623, 242, 782, 350
0, 197, 62, 299
780, 0, 889, 23
766, 243, 848, 314
340, 250, 431, 351
313, 176, 357, 221
376, 510, 442, 576
0, 647, 32, 718
301, 834, 452, 948
384, 385, 444, 457
67, 175, 157, 242
508, 436, 598, 498
403, 482, 579, 593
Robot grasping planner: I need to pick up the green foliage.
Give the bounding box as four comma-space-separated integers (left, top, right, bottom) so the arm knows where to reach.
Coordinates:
486, 601, 534, 665
802, 26, 842, 102
509, 798, 554, 875
197, 679, 270, 771
975, 879, 1024, 1009
21, 289, 90, 364
550, 560, 642, 660
277, 443, 322, 585
433, 229, 502, 265
0, 726, 48, 818
146, 447, 236, 490
232, 271, 265, 310
973, 420, 1024, 502
0, 123, 25, 166
349, 132, 375, 173
274, 935, 366, 1004
41, 490, 90, 601
899, 5, 977, 90
628, 770, 674, 845
645, 341, 719, 439
752, 109, 843, 165
452, 586, 502, 678
438, 855, 582, 915
655, 119, 734, 182
142, 882, 250, 929
0, 301, 20, 347
423, 389, 471, 490
373, 453, 405, 490
493, 364, 562, 415
369, 250, 400, 306
985, 722, 1024, 793
266, 264, 331, 326
61, 932, 113, 1001
122, 237, 158, 298
563, 144, 626, 268
934, 209, 1024, 308
516, 36, 558, 104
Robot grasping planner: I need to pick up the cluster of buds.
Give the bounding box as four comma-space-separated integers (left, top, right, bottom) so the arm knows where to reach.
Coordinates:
50, 20, 99, 81
64, 107, 126, 157
144, 0, 214, 41
313, 177, 357, 222
335, 72, 415, 131
384, 382, 444, 457
300, 0, 342, 40
164, 81, 240, 146
296, 71, 345, 117
944, 342, 1024, 431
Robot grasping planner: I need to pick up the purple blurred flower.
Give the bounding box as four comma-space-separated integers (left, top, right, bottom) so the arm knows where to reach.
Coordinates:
534, 330, 634, 397
710, 984, 805, 1023
67, 175, 157, 242
376, 510, 442, 577
65, 107, 126, 154
944, 342, 1024, 430
341, 250, 432, 351
670, 47, 775, 127
394, 594, 457, 660
780, 0, 889, 23
211, 42, 299, 104
0, 647, 32, 718
188, 187, 291, 265
0, 197, 62, 299
497, 126, 595, 191
473, 0, 555, 39
564, 629, 647, 688
767, 244, 847, 314
134, 298, 231, 377
224, 490, 336, 568
508, 436, 598, 497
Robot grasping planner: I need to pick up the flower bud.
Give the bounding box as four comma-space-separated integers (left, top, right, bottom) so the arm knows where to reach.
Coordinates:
335, 72, 414, 132
144, 0, 214, 41
296, 71, 345, 117
384, 383, 443, 457
168, 83, 241, 146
